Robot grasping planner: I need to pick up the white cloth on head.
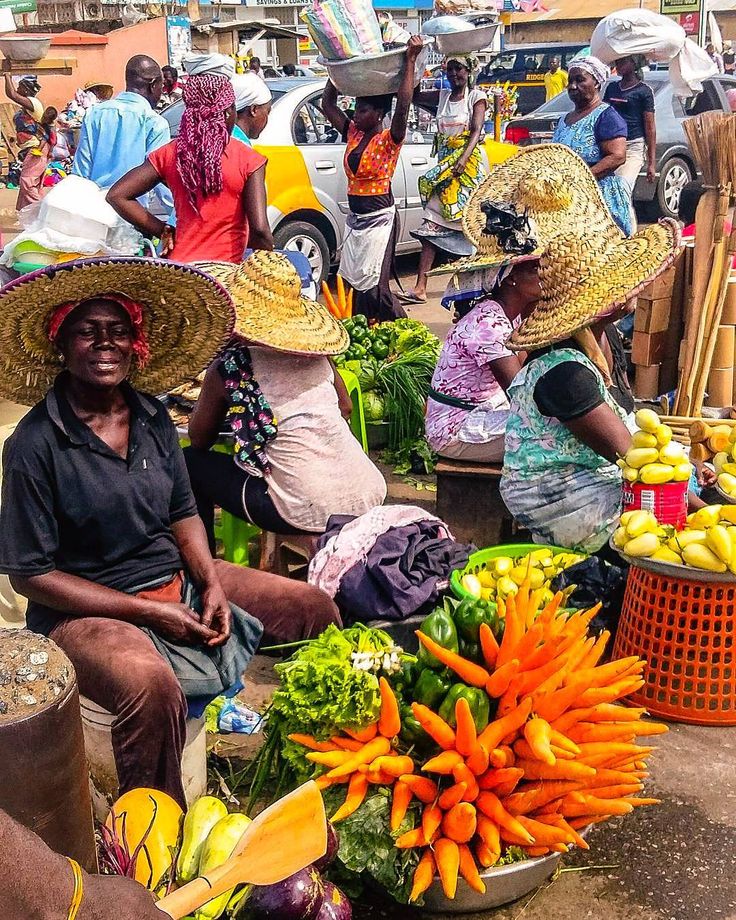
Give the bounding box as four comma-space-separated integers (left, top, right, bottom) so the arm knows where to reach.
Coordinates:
231, 72, 272, 111
568, 54, 610, 87
182, 52, 235, 79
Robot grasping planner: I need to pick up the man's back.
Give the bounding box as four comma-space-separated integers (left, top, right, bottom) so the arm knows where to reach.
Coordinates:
72, 91, 170, 188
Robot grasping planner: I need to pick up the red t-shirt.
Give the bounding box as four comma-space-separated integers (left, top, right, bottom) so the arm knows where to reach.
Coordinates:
148, 138, 266, 263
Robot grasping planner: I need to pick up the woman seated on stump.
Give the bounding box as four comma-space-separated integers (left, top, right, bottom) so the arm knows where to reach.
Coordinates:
185, 251, 387, 546
0, 257, 339, 809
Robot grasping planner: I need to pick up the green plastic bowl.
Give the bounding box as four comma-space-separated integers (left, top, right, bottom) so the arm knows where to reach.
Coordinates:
450, 543, 580, 601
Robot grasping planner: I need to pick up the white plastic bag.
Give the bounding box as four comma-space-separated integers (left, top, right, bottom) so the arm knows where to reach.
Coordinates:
590, 8, 717, 96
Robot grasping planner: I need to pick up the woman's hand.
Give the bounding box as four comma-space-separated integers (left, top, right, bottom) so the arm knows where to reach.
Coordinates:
146, 600, 219, 646
405, 34, 424, 61
200, 582, 232, 647
646, 159, 656, 184
452, 155, 469, 178
159, 225, 176, 257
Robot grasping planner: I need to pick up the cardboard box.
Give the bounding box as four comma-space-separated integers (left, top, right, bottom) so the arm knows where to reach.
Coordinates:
639, 264, 675, 301
634, 297, 671, 335
705, 367, 734, 408
634, 364, 661, 400
713, 325, 736, 369
632, 330, 667, 366
722, 276, 736, 325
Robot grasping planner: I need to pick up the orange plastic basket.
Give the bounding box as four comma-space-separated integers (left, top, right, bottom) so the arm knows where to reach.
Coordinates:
613, 565, 736, 725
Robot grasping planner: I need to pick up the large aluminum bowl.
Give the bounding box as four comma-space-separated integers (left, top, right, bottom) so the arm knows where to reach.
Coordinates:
423, 850, 562, 913
433, 21, 500, 56
322, 43, 430, 97
0, 35, 51, 62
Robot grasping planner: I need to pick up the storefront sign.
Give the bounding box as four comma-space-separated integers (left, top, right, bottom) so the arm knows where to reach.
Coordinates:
0, 0, 37, 13
660, 0, 699, 15
679, 10, 700, 35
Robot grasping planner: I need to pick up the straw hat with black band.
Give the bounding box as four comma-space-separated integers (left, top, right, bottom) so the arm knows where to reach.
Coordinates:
435, 143, 623, 278
196, 251, 349, 357
508, 219, 681, 381
0, 257, 235, 406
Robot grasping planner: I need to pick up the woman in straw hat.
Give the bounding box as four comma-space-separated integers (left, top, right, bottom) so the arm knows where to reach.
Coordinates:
553, 55, 631, 236
0, 257, 339, 808
500, 221, 705, 554
184, 252, 387, 541
107, 70, 273, 262
426, 144, 622, 463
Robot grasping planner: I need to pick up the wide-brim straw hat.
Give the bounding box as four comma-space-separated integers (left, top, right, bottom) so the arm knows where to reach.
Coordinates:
0, 257, 235, 406
196, 252, 349, 356
440, 144, 622, 275
508, 219, 681, 352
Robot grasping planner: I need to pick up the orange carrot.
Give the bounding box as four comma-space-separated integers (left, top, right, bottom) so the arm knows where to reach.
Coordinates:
496, 596, 523, 668
315, 774, 345, 791
559, 794, 633, 817
455, 697, 478, 756
458, 843, 486, 894
288, 733, 338, 752
395, 827, 427, 848
533, 674, 591, 723
589, 784, 644, 800
549, 728, 581, 754
438, 782, 468, 811
330, 736, 364, 752
568, 815, 610, 830
476, 814, 501, 854
576, 742, 654, 766
476, 842, 498, 868
422, 750, 463, 775
346, 285, 354, 319
409, 850, 436, 903
399, 773, 438, 804
568, 656, 643, 689
369, 755, 414, 778
336, 274, 346, 315
550, 744, 575, 761
465, 743, 489, 777
332, 772, 369, 822
535, 813, 589, 850
479, 622, 500, 668
573, 677, 645, 709
415, 631, 490, 687
422, 803, 443, 842
375, 679, 399, 739
517, 815, 573, 847
476, 791, 535, 844
321, 282, 340, 318
452, 762, 480, 801
478, 767, 524, 793
411, 703, 456, 750
479, 697, 532, 751
365, 766, 395, 785
306, 751, 354, 768
326, 736, 391, 779
525, 846, 552, 857
390, 780, 412, 832
442, 802, 477, 843
488, 745, 516, 769
344, 722, 378, 743
515, 655, 568, 697
434, 838, 460, 899
622, 797, 661, 807
551, 704, 646, 733
578, 630, 610, 670
512, 622, 545, 665
523, 718, 556, 766
486, 658, 520, 697
513, 759, 596, 781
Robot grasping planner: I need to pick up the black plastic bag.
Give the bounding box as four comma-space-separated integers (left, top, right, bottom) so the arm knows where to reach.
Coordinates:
551, 557, 628, 636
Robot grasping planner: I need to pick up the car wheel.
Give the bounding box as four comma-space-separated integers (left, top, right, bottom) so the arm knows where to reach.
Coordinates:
657, 157, 693, 219
273, 221, 331, 286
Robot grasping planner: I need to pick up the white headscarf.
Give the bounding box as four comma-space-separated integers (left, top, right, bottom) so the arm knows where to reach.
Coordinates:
232, 72, 272, 112
182, 52, 235, 79
568, 54, 610, 87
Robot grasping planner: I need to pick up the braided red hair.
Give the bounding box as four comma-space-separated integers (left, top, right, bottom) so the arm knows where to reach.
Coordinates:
176, 73, 235, 209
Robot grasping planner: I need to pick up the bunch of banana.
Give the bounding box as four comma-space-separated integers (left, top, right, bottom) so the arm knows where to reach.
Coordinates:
618, 409, 691, 486
612, 506, 736, 574
715, 425, 736, 499
460, 548, 586, 603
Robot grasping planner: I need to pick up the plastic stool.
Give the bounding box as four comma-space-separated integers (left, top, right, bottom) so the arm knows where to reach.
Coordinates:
337, 367, 368, 453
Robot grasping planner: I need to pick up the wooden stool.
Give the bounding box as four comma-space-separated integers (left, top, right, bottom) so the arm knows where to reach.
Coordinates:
435, 459, 514, 547
260, 532, 321, 578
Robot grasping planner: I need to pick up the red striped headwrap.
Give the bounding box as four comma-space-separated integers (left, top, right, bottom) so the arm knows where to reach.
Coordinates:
47, 294, 151, 366
176, 73, 235, 209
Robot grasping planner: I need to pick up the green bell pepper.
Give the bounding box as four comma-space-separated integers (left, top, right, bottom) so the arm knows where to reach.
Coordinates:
438, 683, 491, 732
453, 597, 497, 643
413, 669, 453, 709
416, 605, 459, 671
395, 654, 418, 691
399, 704, 429, 747
458, 636, 482, 665
371, 340, 390, 360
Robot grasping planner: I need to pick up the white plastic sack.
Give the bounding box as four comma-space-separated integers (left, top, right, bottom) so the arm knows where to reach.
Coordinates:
590, 8, 717, 96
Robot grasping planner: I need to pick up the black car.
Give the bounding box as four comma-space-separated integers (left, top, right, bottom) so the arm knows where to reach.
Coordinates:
504, 71, 736, 218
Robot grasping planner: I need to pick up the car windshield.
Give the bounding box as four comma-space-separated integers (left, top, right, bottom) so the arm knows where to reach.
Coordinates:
529, 76, 668, 114
481, 47, 586, 79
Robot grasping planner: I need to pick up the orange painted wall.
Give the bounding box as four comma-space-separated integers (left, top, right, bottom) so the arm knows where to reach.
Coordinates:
1, 18, 169, 112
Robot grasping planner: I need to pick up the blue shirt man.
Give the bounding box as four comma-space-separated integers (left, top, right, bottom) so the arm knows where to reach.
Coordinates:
72, 54, 172, 210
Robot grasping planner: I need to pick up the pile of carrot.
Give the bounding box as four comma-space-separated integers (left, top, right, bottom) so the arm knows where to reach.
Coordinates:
322, 277, 353, 320
290, 576, 666, 904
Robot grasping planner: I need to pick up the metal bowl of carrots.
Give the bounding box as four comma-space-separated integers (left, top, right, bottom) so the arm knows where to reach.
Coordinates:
421, 849, 562, 913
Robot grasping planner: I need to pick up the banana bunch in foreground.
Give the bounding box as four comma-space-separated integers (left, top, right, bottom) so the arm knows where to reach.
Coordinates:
618, 409, 691, 486
715, 425, 736, 498
613, 506, 736, 574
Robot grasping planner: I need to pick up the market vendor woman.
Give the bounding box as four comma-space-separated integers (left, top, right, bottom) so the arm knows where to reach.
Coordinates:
501, 220, 691, 552
321, 34, 424, 321
0, 257, 339, 808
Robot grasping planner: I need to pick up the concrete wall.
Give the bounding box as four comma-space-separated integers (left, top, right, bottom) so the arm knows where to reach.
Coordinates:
0, 18, 169, 113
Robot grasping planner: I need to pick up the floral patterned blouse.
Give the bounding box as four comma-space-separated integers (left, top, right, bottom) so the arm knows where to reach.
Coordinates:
425, 299, 519, 450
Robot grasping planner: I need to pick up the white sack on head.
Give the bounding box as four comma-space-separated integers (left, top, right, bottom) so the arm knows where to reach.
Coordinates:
590, 7, 717, 96
232, 72, 272, 111
182, 52, 236, 79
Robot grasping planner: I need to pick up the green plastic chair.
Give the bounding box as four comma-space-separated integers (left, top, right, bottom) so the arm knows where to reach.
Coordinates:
337, 366, 368, 453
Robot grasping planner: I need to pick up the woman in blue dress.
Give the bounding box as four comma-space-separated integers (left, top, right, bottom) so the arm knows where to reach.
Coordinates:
553, 55, 632, 236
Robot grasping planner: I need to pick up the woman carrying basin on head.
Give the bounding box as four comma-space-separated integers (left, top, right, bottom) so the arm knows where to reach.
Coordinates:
321, 34, 425, 321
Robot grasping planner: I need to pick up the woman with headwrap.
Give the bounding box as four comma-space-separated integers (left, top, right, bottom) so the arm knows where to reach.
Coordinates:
552, 54, 631, 236
231, 71, 273, 146
107, 72, 273, 262
399, 54, 488, 304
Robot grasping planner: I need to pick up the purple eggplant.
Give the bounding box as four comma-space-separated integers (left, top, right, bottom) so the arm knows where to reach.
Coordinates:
316, 882, 352, 920
249, 866, 324, 920
313, 821, 339, 873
